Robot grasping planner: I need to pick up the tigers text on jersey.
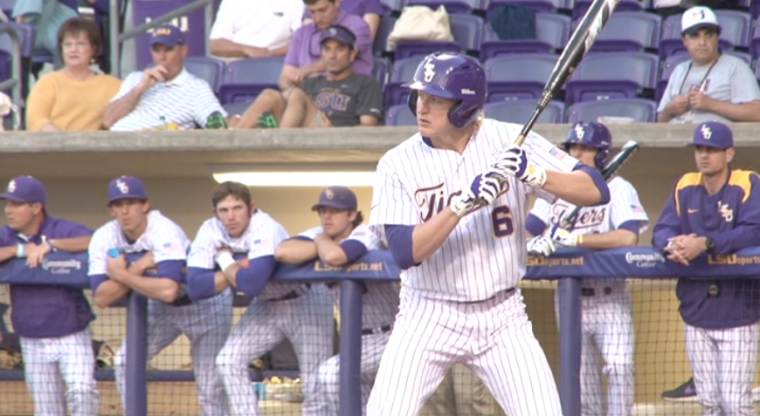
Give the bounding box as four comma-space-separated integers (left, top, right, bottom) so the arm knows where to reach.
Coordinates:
529, 176, 650, 290
369, 118, 581, 302
88, 210, 190, 276
187, 210, 293, 300
299, 224, 399, 328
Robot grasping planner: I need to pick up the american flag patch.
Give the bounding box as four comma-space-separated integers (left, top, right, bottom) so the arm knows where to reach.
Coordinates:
161, 240, 185, 254
253, 239, 262, 245
630, 204, 645, 213
549, 147, 566, 160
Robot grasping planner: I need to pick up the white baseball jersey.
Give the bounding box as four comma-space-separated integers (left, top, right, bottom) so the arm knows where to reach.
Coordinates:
529, 176, 650, 291
298, 224, 399, 328
369, 118, 581, 302
88, 211, 190, 272
187, 210, 293, 300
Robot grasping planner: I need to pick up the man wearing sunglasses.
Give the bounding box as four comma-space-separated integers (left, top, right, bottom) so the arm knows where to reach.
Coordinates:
236, 25, 383, 129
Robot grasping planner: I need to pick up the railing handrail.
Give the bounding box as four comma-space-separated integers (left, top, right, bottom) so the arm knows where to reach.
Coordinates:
0, 24, 23, 128
109, 0, 214, 78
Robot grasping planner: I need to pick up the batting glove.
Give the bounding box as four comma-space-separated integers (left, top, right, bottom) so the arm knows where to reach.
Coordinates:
471, 172, 505, 205
449, 190, 478, 218
549, 225, 582, 247
527, 235, 556, 257
491, 145, 547, 188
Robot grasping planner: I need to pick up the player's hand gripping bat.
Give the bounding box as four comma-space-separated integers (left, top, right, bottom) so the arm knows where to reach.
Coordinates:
512, 0, 622, 147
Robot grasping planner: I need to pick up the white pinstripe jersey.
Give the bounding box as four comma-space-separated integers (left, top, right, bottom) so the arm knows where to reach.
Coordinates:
186, 210, 295, 300
369, 118, 581, 302
109, 69, 226, 131
88, 211, 190, 276
529, 176, 650, 290
298, 224, 400, 328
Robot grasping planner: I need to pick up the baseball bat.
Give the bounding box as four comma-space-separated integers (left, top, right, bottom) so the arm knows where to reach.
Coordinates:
560, 140, 640, 230
512, 0, 621, 147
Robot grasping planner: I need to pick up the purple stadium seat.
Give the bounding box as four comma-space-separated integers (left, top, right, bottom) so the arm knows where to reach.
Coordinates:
0, 0, 15, 15
567, 98, 657, 123
487, 0, 571, 15
373, 16, 397, 56
132, 0, 208, 70
373, 56, 390, 90
484, 53, 559, 102
385, 103, 418, 126
655, 51, 753, 102
394, 14, 483, 60
218, 57, 285, 104
384, 55, 425, 109
564, 52, 658, 104
406, 0, 482, 14
381, 0, 408, 14
580, 11, 661, 53
480, 13, 570, 59
572, 0, 644, 20
0, 23, 33, 97
183, 56, 225, 94
484, 99, 565, 124
749, 18, 760, 58
659, 11, 750, 58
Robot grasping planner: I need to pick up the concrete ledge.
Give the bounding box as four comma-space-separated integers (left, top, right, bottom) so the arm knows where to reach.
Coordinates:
1, 123, 758, 180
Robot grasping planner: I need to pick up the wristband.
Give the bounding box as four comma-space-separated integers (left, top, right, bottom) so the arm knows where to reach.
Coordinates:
16, 243, 24, 258
215, 251, 236, 271
578, 234, 584, 246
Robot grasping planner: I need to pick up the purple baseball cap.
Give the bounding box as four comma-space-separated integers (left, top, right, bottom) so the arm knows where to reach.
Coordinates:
688, 121, 733, 150
320, 25, 357, 48
311, 186, 358, 211
108, 176, 148, 205
150, 25, 185, 47
0, 176, 47, 205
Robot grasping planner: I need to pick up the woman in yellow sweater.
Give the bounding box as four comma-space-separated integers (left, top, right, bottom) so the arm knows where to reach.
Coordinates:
26, 18, 121, 132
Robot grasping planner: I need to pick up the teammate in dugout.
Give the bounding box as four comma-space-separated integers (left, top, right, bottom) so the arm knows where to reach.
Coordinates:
274, 186, 399, 416
525, 122, 649, 416
185, 181, 334, 416
0, 176, 99, 416
88, 176, 232, 416
366, 51, 610, 416
652, 121, 760, 415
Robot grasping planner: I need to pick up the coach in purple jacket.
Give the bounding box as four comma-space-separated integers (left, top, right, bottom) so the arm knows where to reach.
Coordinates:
0, 176, 98, 416
652, 121, 760, 415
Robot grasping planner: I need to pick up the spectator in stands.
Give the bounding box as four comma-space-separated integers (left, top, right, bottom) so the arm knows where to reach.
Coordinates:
12, 0, 79, 68
657, 6, 760, 124
237, 25, 382, 129
279, 0, 373, 90
209, 0, 304, 60
26, 18, 121, 132
103, 24, 230, 131
304, 0, 385, 40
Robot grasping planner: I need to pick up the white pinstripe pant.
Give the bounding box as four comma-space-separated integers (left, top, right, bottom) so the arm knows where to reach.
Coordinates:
20, 328, 100, 416
686, 322, 759, 416
367, 287, 562, 416
216, 285, 334, 416
316, 332, 391, 416
115, 290, 233, 416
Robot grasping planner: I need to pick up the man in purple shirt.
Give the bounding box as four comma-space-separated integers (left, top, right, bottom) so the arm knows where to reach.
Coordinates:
0, 175, 99, 416
279, 0, 373, 90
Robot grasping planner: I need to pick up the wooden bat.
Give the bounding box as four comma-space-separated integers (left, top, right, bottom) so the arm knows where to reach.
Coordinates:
512, 0, 622, 147
560, 140, 640, 230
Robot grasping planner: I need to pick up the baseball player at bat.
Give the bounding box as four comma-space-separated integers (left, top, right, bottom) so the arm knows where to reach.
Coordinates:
185, 181, 334, 416
88, 176, 232, 416
652, 121, 760, 415
0, 176, 99, 416
274, 186, 399, 416
365, 52, 610, 416
525, 122, 649, 416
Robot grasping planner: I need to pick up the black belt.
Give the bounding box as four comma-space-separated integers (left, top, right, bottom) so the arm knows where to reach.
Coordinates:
581, 287, 613, 297
361, 324, 393, 336
268, 283, 312, 302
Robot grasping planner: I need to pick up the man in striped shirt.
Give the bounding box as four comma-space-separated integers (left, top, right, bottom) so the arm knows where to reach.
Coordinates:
103, 24, 229, 131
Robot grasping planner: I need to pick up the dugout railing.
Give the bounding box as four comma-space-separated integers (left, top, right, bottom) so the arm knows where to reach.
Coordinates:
1, 247, 758, 416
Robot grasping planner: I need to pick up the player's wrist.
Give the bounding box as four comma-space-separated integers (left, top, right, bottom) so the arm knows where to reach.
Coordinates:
215, 251, 236, 272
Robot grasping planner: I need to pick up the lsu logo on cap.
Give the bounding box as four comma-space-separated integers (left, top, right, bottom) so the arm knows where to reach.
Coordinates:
116, 180, 130, 194
6, 179, 15, 193
700, 124, 712, 139
574, 124, 586, 139
423, 61, 436, 83
325, 189, 335, 199
153, 28, 174, 37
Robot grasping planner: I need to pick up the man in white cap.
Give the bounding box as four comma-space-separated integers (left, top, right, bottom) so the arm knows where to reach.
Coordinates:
657, 6, 760, 124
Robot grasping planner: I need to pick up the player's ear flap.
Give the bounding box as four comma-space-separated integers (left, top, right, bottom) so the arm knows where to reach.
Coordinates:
407, 91, 418, 116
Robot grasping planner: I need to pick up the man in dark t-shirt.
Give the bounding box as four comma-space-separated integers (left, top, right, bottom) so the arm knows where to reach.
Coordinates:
235, 25, 383, 128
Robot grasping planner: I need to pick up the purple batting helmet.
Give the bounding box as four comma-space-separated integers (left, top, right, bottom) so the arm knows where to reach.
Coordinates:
562, 122, 612, 169
404, 52, 487, 128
